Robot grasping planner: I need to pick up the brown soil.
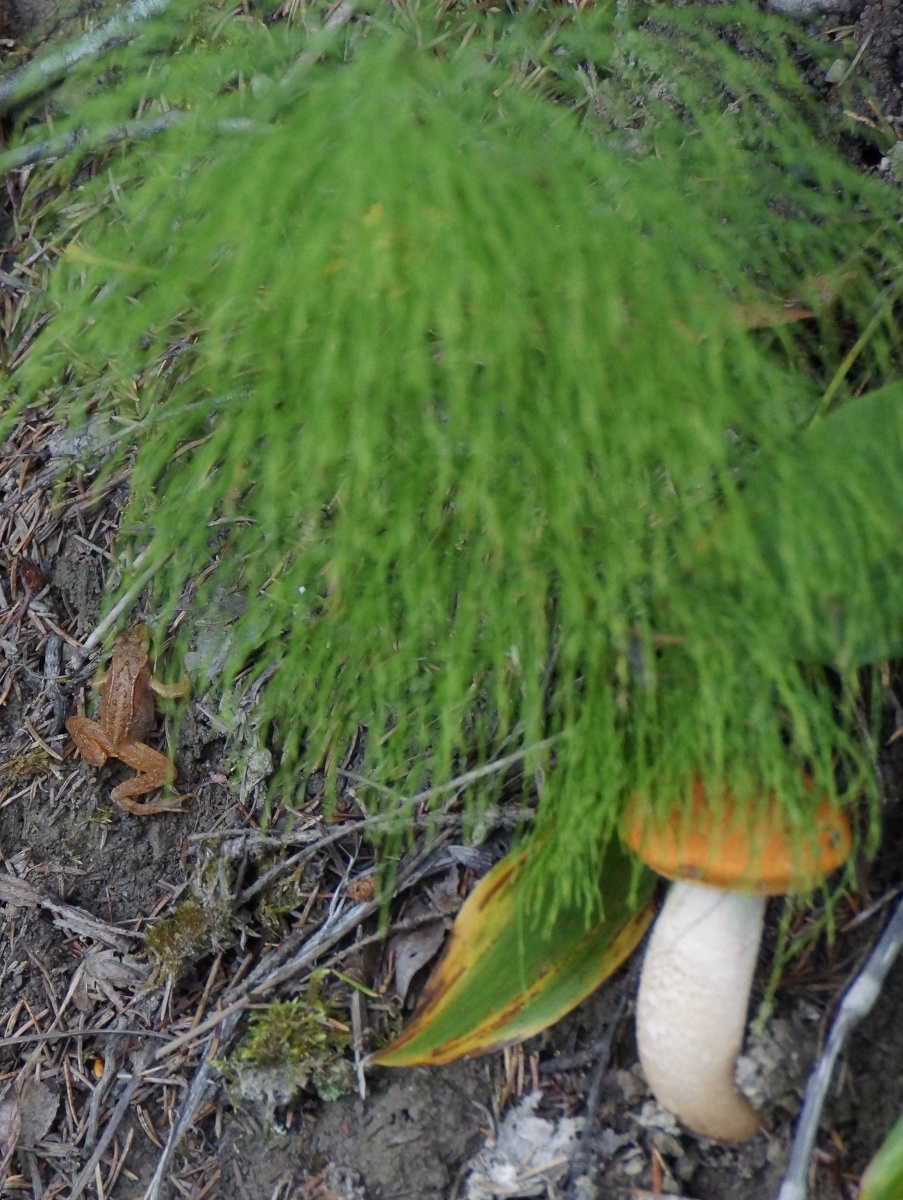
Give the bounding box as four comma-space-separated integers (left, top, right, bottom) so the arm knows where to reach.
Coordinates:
858, 0, 903, 121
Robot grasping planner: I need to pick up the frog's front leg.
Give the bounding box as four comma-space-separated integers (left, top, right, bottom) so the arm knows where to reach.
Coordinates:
110, 741, 182, 815
66, 715, 116, 768
150, 674, 191, 701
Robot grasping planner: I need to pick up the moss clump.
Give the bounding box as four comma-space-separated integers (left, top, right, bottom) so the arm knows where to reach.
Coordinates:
144, 896, 221, 979
256, 860, 319, 937
220, 982, 356, 1122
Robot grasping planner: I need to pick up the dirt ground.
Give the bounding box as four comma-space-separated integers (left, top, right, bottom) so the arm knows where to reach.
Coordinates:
1, 3, 903, 1200
0, 514, 899, 1200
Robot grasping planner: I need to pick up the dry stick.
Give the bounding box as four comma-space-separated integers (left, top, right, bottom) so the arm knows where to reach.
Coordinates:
198, 807, 520, 854
143, 892, 380, 1200
0, 111, 182, 173
43, 633, 67, 733
0, 112, 257, 173
147, 733, 545, 1183
254, 845, 448, 999
0, 873, 137, 950
0, 0, 354, 170
235, 737, 552, 904
145, 1014, 240, 1200
203, 779, 540, 855
341, 735, 558, 807
838, 29, 873, 86
152, 993, 254, 1064
279, 1, 357, 88
775, 890, 903, 1200
83, 1014, 131, 1150
237, 840, 328, 905
0, 0, 349, 111
0, 467, 60, 515
0, 1027, 166, 1049
72, 548, 164, 665
0, 0, 175, 112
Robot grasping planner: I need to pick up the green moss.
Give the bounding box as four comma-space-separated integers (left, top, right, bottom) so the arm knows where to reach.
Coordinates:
240, 976, 348, 1061
144, 896, 219, 979
5, 2, 903, 913
220, 980, 356, 1120
256, 860, 315, 936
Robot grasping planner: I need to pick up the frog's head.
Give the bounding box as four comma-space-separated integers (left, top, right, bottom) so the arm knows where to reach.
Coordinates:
121, 623, 152, 653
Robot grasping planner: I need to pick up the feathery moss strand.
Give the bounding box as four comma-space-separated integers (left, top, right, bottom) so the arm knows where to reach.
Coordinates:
4, 4, 903, 913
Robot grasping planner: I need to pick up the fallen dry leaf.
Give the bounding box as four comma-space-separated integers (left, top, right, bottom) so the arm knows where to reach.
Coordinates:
17, 1080, 58, 1148
0, 1080, 21, 1181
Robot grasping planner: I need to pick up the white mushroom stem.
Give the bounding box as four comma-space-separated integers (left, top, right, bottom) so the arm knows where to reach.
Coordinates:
636, 880, 764, 1140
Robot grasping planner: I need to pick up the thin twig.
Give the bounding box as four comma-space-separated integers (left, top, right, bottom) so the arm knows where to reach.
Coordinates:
151, 993, 254, 1063
838, 29, 872, 86
0, 0, 175, 113
339, 734, 558, 805
0, 1026, 167, 1049
0, 873, 137, 950
43, 634, 67, 734
279, 1, 358, 88
84, 1015, 130, 1149
0, 0, 350, 168
144, 1012, 239, 1200
196, 799, 535, 850
234, 841, 444, 1001
0, 112, 257, 174
0, 112, 182, 173
775, 890, 903, 1200
143, 895, 380, 1197
236, 842, 325, 905
234, 740, 547, 902
0, 466, 60, 515
350, 927, 367, 1100
72, 548, 163, 663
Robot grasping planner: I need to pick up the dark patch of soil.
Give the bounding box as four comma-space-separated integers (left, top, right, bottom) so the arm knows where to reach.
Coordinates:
209, 1063, 490, 1199
858, 0, 903, 120
51, 536, 106, 628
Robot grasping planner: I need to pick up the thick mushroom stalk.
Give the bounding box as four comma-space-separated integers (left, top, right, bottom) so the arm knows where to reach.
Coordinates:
624, 781, 852, 1140
636, 881, 764, 1141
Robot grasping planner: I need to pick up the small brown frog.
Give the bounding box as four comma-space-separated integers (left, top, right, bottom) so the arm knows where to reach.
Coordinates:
67, 624, 189, 815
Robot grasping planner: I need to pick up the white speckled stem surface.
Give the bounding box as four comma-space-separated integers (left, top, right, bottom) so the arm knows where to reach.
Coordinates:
636, 881, 765, 1140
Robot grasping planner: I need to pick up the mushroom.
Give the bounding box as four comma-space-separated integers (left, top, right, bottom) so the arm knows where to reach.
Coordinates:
622, 778, 852, 1141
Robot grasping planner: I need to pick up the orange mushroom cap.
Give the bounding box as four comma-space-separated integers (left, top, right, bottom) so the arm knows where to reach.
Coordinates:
622, 776, 852, 895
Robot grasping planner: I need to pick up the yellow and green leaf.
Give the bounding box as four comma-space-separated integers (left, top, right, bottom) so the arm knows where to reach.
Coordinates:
369, 837, 655, 1066
861, 1111, 903, 1200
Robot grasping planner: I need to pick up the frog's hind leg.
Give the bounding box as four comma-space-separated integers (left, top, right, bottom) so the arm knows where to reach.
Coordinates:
65, 716, 113, 768
111, 741, 181, 814
111, 791, 185, 816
